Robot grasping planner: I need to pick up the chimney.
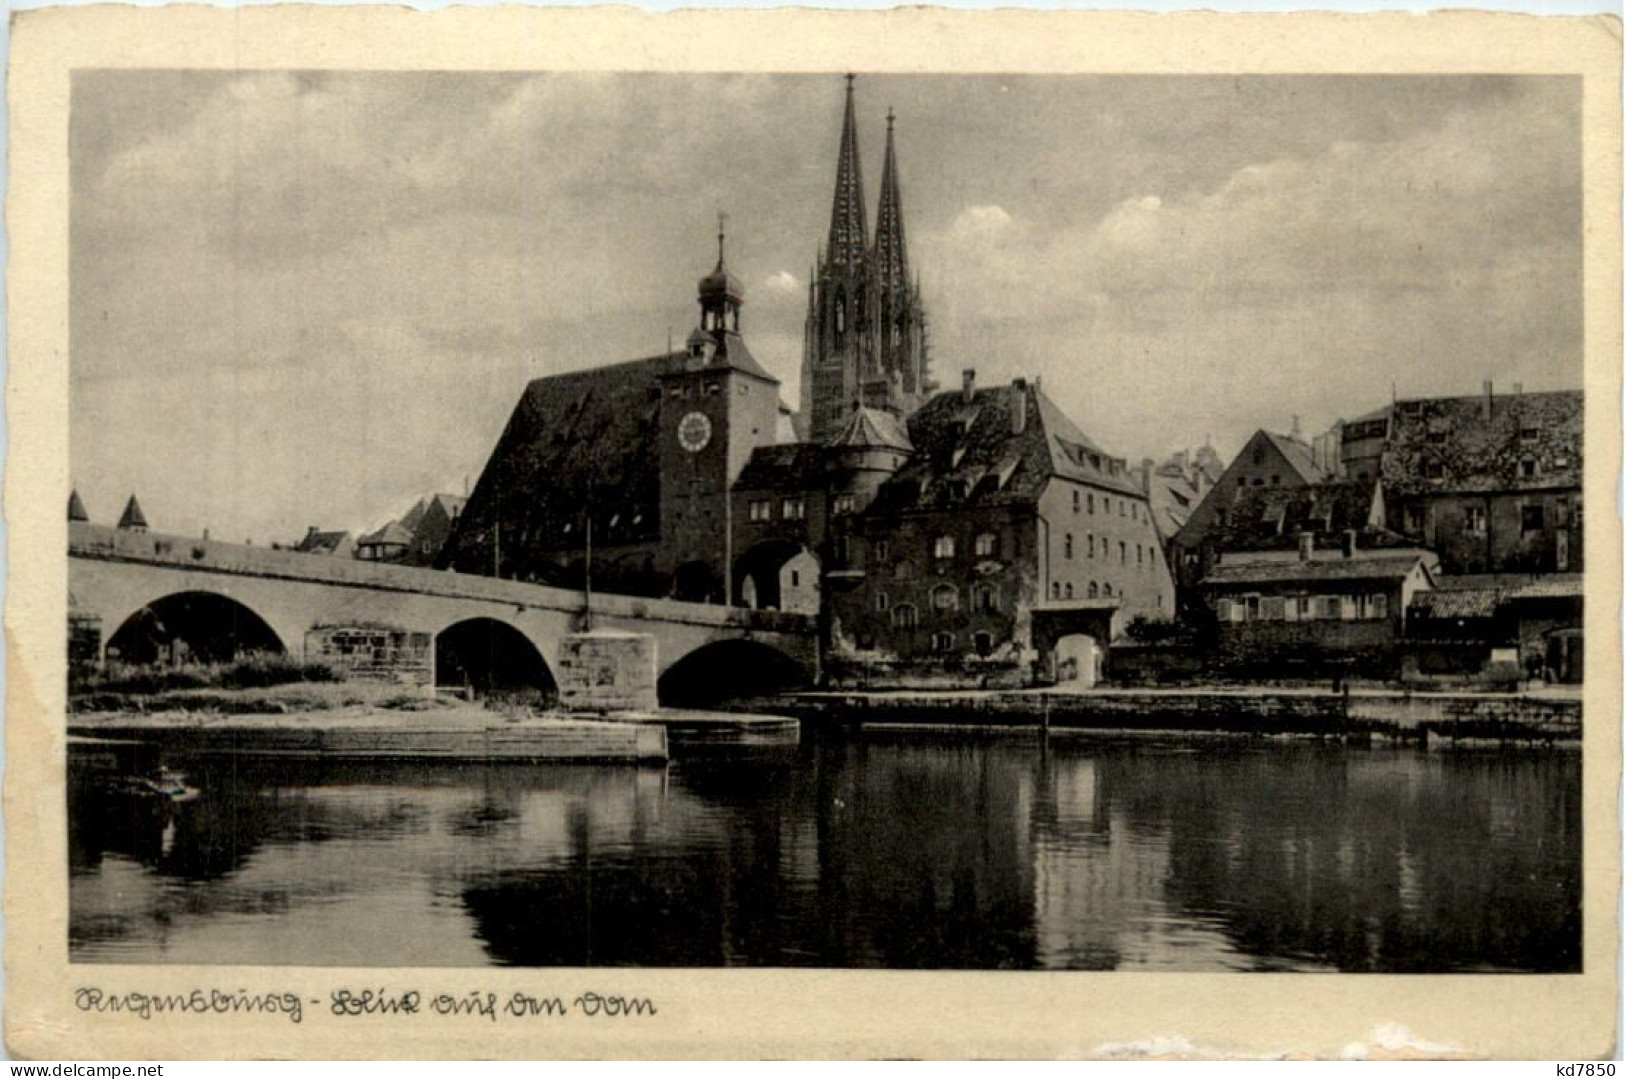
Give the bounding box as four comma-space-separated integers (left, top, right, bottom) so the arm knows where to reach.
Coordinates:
1298, 532, 1315, 562
202, 528, 210, 541
1010, 378, 1027, 434
961, 368, 976, 403
1141, 457, 1155, 495
1513, 382, 1523, 396
1481, 379, 1494, 419
1342, 529, 1357, 559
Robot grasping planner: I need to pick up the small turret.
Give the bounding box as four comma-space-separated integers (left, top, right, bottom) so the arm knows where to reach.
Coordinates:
117, 494, 148, 532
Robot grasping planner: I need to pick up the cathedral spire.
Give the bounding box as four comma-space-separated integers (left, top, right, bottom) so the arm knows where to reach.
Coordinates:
872, 106, 909, 294
825, 74, 868, 271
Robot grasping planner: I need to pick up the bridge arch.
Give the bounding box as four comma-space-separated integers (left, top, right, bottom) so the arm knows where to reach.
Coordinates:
733, 539, 819, 614
105, 590, 287, 666
657, 638, 812, 706
434, 616, 557, 702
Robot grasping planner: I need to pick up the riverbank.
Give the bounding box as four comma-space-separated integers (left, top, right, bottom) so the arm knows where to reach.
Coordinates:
69, 707, 670, 762
738, 684, 1582, 744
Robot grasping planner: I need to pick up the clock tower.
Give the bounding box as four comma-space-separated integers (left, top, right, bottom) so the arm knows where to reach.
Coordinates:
657, 221, 781, 602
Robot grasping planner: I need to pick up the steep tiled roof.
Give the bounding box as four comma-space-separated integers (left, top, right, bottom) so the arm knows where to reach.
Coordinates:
441, 353, 680, 570
1381, 390, 1582, 495
359, 520, 413, 547
865, 381, 1142, 516
829, 406, 913, 452
1202, 550, 1434, 587
736, 443, 826, 493
294, 529, 351, 555
1215, 480, 1397, 551
1263, 431, 1331, 485
1035, 392, 1144, 497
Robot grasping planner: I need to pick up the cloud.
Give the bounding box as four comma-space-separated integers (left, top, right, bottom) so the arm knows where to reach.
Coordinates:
913, 87, 1579, 462
763, 270, 800, 295
70, 73, 1580, 538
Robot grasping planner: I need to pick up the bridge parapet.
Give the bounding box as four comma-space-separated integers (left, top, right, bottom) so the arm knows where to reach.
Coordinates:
70, 522, 814, 635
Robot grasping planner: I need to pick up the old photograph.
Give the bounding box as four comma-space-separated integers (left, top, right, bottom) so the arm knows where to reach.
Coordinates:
7, 6, 1619, 1060
62, 67, 1587, 973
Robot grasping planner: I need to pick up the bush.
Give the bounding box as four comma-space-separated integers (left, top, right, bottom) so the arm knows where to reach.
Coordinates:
73, 653, 339, 696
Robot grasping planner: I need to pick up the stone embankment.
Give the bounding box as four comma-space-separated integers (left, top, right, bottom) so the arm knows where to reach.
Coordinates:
743, 686, 1581, 744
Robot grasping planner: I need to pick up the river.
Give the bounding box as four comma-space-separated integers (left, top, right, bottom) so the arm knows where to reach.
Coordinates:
68, 729, 1580, 972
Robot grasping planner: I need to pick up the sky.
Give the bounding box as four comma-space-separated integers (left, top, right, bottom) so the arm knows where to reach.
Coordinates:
69, 72, 1582, 544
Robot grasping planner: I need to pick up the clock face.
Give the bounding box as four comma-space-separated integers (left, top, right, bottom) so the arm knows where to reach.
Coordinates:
678, 410, 713, 453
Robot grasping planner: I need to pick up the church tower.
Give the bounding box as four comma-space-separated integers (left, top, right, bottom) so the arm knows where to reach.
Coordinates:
801, 76, 931, 444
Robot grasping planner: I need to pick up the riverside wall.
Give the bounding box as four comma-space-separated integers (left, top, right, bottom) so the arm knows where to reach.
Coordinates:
745, 688, 1580, 742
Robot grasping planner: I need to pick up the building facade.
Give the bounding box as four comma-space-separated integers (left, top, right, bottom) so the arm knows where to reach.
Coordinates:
1375, 385, 1582, 576
438, 235, 787, 603
1170, 428, 1331, 602
827, 372, 1175, 686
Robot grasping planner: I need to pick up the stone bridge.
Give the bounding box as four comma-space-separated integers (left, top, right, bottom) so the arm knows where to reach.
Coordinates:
69, 523, 818, 702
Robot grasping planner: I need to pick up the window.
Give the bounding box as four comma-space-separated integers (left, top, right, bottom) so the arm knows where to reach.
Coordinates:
833, 536, 850, 563
875, 540, 890, 562
704, 381, 721, 396
974, 532, 998, 557
1320, 596, 1343, 620
790, 570, 801, 588
1131, 503, 1138, 520
932, 631, 955, 653
834, 494, 855, 516
782, 497, 806, 520
973, 585, 998, 612
1261, 597, 1286, 621
894, 562, 913, 580
1244, 595, 1262, 621
1064, 583, 1074, 599
1120, 541, 1128, 564
1073, 490, 1081, 513
934, 535, 956, 559
1369, 593, 1388, 619
1136, 544, 1143, 565
973, 632, 994, 657
932, 583, 959, 611
1424, 460, 1445, 480
749, 499, 771, 522
874, 592, 890, 612
1087, 493, 1095, 514
1215, 598, 1233, 622
738, 384, 750, 397
1052, 582, 1061, 599
1087, 534, 1095, 559
892, 603, 918, 629
1064, 534, 1074, 560
1088, 581, 1099, 599
1465, 505, 1487, 534
1521, 503, 1545, 533
1519, 458, 1538, 479
1120, 501, 1127, 517
1270, 475, 1281, 486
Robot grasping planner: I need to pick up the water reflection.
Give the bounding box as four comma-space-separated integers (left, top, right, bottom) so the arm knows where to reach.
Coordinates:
69, 734, 1580, 972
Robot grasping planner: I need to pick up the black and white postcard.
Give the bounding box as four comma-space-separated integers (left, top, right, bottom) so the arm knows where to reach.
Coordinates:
6, 6, 1620, 1059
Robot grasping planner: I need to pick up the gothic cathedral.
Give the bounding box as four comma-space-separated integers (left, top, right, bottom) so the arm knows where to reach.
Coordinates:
800, 76, 934, 444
